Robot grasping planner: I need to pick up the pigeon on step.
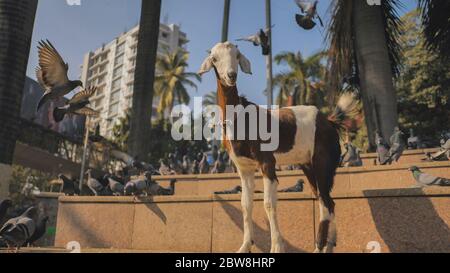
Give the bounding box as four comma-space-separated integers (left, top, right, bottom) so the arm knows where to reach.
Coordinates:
36, 40, 83, 112
85, 169, 107, 196
124, 172, 152, 196
58, 174, 80, 196
0, 199, 12, 223
148, 179, 177, 196
389, 127, 405, 163
107, 176, 125, 196
53, 86, 98, 122
214, 186, 242, 195
24, 216, 49, 247
0, 207, 36, 251
376, 132, 391, 165
199, 153, 210, 174
408, 166, 450, 187
279, 179, 305, 193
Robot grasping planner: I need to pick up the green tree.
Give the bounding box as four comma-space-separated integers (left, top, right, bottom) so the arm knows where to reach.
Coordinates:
274, 51, 326, 108
397, 9, 449, 140
203, 91, 217, 107
111, 111, 131, 151
154, 49, 201, 117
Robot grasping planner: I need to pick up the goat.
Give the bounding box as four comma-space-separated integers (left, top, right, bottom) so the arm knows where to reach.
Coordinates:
198, 42, 360, 253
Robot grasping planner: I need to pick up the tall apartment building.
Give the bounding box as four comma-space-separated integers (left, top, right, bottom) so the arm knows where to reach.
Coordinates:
80, 23, 188, 137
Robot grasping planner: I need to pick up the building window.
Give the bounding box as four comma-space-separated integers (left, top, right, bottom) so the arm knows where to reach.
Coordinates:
94, 97, 104, 108
127, 84, 134, 93
115, 54, 124, 66
113, 66, 122, 78
161, 32, 169, 39
112, 78, 121, 90
109, 103, 119, 116
110, 90, 120, 102
116, 43, 125, 55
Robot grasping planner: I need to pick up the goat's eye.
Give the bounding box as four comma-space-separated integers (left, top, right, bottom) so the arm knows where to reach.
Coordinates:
211, 56, 217, 63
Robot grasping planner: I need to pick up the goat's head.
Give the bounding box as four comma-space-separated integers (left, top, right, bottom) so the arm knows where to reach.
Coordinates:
198, 42, 252, 87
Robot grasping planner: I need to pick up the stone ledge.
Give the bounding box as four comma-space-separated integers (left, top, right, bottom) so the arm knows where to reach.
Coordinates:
153, 161, 450, 181
57, 186, 450, 204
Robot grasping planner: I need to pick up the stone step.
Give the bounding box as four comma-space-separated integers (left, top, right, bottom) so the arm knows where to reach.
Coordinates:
154, 161, 450, 196
54, 187, 450, 253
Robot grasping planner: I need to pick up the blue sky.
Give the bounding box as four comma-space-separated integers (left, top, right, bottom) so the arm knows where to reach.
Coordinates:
27, 0, 416, 106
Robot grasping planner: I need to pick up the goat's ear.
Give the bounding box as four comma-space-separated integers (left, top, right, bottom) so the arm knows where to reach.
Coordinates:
238, 52, 252, 75
198, 56, 213, 76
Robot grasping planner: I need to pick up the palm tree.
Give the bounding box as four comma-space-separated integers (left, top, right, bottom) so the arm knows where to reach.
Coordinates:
0, 0, 38, 198
274, 51, 326, 107
326, 0, 450, 149
203, 91, 218, 107
154, 48, 201, 117
128, 0, 161, 161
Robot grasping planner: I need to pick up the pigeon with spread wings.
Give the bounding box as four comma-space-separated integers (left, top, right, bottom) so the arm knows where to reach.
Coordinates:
53, 86, 99, 122
36, 40, 83, 112
294, 0, 324, 30
236, 25, 274, 56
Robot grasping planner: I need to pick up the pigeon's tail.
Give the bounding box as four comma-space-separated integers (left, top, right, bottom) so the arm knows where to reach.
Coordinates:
262, 45, 270, 56
53, 107, 67, 122
440, 178, 450, 187
328, 92, 363, 134
36, 93, 51, 112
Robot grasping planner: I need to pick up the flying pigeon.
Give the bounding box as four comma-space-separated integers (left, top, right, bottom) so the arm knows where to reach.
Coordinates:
294, 0, 324, 30
36, 40, 83, 112
236, 25, 274, 55
124, 172, 152, 196
85, 169, 108, 196
0, 199, 12, 223
279, 179, 305, 193
53, 86, 99, 122
0, 207, 36, 252
58, 174, 80, 196
23, 216, 49, 247
375, 131, 391, 165
389, 127, 405, 163
107, 176, 125, 196
408, 166, 450, 187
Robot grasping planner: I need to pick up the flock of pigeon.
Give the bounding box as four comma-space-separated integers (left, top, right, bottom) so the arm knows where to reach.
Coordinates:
58, 168, 176, 198
35, 40, 98, 122
0, 202, 48, 252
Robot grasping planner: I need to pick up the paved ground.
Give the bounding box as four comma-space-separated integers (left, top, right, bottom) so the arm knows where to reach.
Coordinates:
0, 247, 176, 253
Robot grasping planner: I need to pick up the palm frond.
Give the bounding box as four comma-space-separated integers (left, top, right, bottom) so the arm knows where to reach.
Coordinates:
419, 0, 450, 58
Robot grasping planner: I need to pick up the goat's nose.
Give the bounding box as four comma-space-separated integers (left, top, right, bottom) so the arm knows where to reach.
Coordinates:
228, 71, 237, 81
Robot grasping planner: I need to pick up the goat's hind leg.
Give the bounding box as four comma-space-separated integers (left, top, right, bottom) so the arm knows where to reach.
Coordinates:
315, 193, 336, 253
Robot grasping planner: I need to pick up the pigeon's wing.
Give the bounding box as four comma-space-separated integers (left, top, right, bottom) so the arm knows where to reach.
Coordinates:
442, 139, 450, 149
294, 0, 311, 12
35, 67, 50, 90
37, 40, 69, 88
74, 107, 99, 116
417, 172, 441, 186
0, 220, 15, 235
317, 14, 324, 27
236, 35, 260, 45
68, 86, 97, 104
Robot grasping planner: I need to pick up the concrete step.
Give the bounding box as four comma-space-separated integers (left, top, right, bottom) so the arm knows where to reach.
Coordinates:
54, 187, 450, 253
154, 161, 450, 196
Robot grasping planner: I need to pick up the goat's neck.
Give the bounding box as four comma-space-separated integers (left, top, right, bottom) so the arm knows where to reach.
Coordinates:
216, 79, 240, 123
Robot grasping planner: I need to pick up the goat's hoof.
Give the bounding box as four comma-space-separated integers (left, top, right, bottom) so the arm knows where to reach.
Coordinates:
236, 242, 253, 253
313, 247, 324, 253
270, 242, 285, 253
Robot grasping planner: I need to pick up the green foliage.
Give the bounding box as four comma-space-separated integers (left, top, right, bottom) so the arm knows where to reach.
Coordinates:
9, 165, 52, 208
396, 10, 450, 140
154, 48, 201, 117
111, 111, 131, 151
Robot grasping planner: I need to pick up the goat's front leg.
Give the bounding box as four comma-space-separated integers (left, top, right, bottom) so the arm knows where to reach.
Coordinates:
237, 170, 255, 253
261, 156, 285, 253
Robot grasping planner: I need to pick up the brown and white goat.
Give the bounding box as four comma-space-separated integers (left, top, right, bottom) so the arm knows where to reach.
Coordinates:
198, 42, 359, 253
